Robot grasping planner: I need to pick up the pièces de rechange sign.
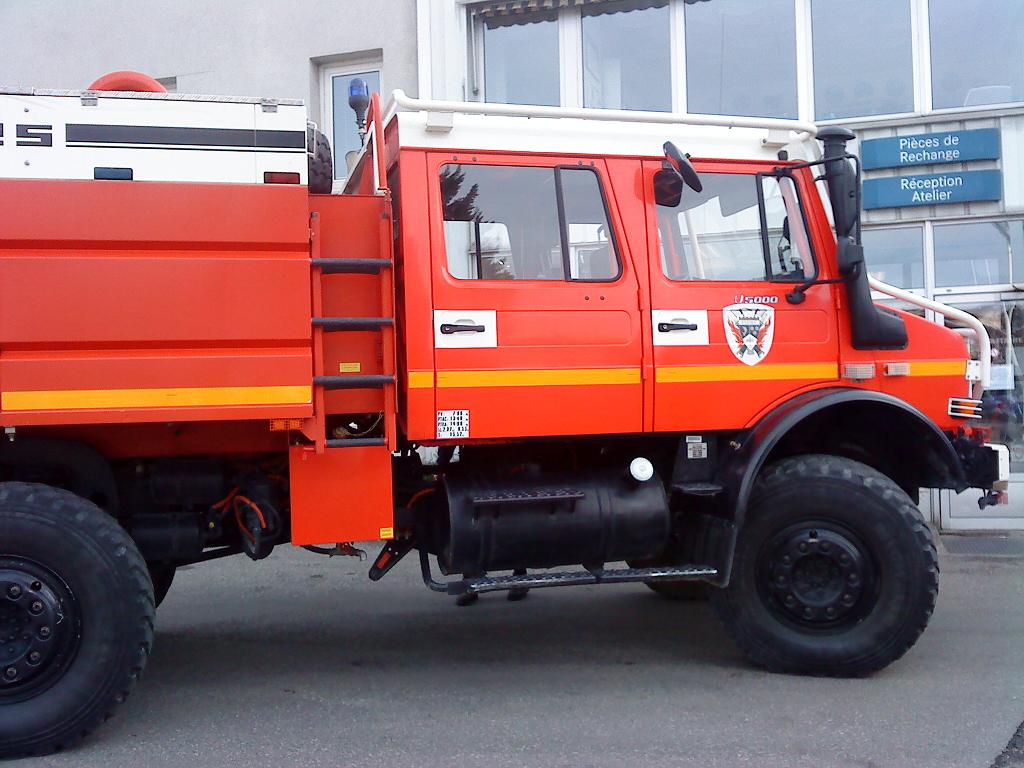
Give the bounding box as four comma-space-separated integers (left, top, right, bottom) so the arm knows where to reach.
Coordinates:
860, 128, 1000, 170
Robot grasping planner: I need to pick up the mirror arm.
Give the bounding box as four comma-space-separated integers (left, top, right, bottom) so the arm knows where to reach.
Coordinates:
785, 276, 848, 305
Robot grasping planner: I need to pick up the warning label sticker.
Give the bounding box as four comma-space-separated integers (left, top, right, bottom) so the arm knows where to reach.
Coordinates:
436, 410, 470, 439
687, 442, 708, 460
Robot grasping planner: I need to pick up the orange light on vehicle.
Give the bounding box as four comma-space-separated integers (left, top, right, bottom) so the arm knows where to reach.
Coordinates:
269, 418, 304, 431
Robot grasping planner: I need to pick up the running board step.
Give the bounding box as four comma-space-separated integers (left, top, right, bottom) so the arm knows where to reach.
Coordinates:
314, 374, 395, 390
313, 317, 394, 331
312, 258, 391, 274
326, 437, 387, 448
419, 549, 717, 596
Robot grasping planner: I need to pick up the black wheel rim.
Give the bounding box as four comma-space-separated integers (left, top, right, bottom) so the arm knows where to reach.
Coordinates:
756, 521, 879, 631
0, 556, 82, 703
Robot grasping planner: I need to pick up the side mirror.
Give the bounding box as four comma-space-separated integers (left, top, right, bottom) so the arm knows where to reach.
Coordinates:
663, 142, 703, 193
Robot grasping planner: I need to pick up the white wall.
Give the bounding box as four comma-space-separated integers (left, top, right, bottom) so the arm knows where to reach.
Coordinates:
0, 0, 418, 118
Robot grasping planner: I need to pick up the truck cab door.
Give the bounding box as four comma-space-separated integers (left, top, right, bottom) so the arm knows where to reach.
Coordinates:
642, 160, 840, 432
425, 154, 643, 440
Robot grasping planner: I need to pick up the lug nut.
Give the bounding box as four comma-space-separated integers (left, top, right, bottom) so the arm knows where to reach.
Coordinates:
798, 542, 808, 553
784, 595, 796, 606
825, 606, 837, 618
4, 667, 16, 680
39, 626, 51, 639
27, 651, 41, 664
29, 601, 43, 615
30, 581, 42, 591
802, 607, 814, 619
7, 585, 22, 599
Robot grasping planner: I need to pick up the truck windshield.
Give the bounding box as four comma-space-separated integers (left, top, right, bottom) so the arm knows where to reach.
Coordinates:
655, 171, 815, 282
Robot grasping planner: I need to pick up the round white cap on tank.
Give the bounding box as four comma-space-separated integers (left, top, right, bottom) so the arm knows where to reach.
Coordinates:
629, 457, 654, 482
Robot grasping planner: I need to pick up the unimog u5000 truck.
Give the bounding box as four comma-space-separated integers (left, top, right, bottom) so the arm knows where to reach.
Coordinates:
0, 71, 1009, 756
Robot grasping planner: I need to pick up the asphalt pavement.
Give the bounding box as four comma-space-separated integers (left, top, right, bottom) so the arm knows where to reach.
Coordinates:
17, 537, 1024, 768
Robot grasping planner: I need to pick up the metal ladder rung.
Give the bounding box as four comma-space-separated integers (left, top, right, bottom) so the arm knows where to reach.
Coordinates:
312, 258, 392, 275
313, 317, 394, 332
314, 374, 395, 390
326, 437, 387, 448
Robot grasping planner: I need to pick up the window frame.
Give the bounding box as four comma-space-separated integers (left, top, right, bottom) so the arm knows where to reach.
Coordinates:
464, 0, 1024, 124
654, 167, 819, 284
438, 161, 624, 284
319, 58, 382, 191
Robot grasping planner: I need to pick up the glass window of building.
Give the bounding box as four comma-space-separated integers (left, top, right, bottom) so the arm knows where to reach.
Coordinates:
811, 0, 914, 120
948, 300, 1024, 473
685, 0, 798, 119
329, 69, 380, 181
862, 226, 925, 290
930, 0, 1024, 109
933, 220, 1024, 288
582, 0, 671, 112
483, 12, 560, 106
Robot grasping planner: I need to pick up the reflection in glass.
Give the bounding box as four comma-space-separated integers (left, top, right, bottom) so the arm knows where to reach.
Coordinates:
862, 227, 925, 290
811, 0, 914, 119
582, 0, 670, 112
440, 165, 618, 281
930, 0, 1024, 109
484, 12, 560, 106
951, 301, 1024, 473
655, 172, 814, 282
933, 220, 1024, 288
331, 70, 380, 179
684, 0, 797, 119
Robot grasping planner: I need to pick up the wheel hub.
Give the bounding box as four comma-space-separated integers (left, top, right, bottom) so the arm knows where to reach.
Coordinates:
762, 526, 872, 627
0, 558, 79, 699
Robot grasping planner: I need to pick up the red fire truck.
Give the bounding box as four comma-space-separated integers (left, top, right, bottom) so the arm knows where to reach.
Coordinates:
0, 72, 1009, 756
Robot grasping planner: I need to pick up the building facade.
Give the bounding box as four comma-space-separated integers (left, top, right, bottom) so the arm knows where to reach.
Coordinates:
1, 0, 419, 189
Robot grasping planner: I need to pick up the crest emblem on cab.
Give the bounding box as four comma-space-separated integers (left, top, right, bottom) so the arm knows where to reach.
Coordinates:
723, 303, 775, 366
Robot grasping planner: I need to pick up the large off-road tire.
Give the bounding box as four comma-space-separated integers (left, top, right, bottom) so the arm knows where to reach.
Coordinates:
0, 482, 155, 758
307, 129, 333, 194
712, 454, 938, 677
148, 565, 176, 608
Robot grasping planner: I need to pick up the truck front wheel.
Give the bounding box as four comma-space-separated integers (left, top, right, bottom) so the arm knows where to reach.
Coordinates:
0, 482, 154, 757
712, 455, 938, 677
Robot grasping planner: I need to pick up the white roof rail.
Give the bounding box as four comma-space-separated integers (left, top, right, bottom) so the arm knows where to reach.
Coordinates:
384, 90, 817, 141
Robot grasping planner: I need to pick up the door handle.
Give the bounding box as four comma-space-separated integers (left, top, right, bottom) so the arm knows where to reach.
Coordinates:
440, 323, 486, 334
658, 322, 699, 332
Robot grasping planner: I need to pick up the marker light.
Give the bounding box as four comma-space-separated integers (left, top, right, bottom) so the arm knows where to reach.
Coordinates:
629, 457, 655, 483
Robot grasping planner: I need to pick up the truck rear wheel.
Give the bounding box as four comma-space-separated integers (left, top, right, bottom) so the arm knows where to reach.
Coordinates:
0, 482, 154, 758
712, 455, 938, 677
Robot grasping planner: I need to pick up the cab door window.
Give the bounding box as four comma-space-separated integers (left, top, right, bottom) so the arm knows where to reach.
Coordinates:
440, 164, 620, 282
655, 170, 815, 282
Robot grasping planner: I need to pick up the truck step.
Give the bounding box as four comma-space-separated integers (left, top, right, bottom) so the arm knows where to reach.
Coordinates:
470, 488, 586, 506
326, 437, 387, 448
313, 317, 394, 331
314, 374, 395, 390
418, 549, 717, 596
311, 258, 392, 275
672, 482, 723, 497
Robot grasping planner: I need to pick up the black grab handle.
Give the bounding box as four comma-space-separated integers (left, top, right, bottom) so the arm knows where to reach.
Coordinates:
658, 322, 699, 332
440, 323, 486, 334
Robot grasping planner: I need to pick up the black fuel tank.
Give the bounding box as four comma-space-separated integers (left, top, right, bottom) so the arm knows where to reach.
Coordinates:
441, 471, 670, 573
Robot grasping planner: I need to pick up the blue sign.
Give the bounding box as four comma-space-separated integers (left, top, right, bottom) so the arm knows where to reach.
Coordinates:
862, 170, 1002, 209
861, 128, 1001, 170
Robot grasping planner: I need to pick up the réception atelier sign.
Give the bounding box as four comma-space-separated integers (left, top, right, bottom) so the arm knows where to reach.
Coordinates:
860, 128, 1002, 209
